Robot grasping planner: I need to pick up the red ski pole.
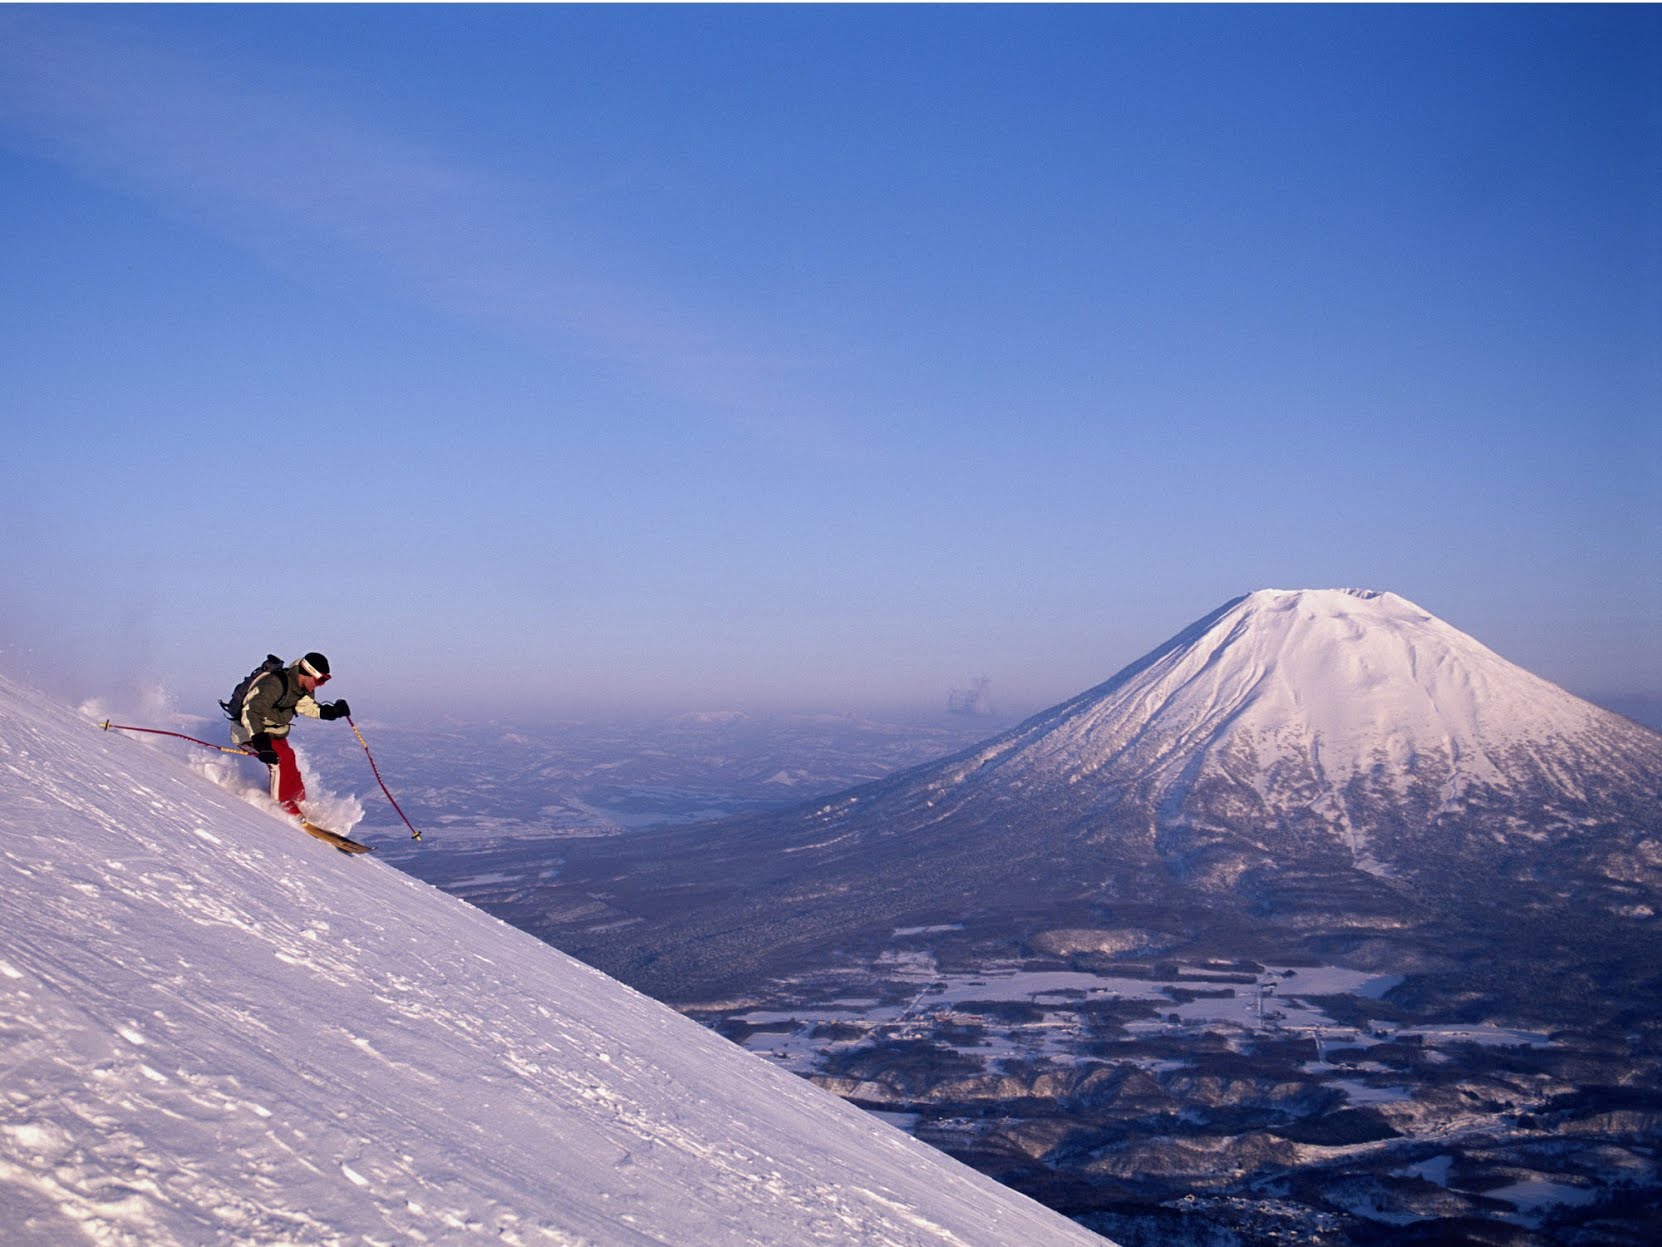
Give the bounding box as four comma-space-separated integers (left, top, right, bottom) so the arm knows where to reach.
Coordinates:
346, 717, 422, 841
101, 721, 255, 756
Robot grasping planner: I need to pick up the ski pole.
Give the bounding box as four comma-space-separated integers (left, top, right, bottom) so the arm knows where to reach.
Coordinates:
346, 717, 422, 841
101, 721, 255, 756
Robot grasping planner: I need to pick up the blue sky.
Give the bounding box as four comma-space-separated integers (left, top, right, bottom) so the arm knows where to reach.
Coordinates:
2, 4, 1658, 721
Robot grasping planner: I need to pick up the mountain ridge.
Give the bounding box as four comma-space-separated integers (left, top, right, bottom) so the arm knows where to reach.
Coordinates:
898, 588, 1652, 865
519, 589, 1662, 1001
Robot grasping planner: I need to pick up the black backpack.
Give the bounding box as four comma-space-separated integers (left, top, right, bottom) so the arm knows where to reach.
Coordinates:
220, 654, 285, 722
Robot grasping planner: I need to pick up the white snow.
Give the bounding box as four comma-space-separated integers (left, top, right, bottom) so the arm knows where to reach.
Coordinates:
935, 588, 1649, 863
1021, 589, 1600, 785
0, 670, 1108, 1247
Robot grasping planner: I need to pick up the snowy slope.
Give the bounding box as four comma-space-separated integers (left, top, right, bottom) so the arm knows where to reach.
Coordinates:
0, 671, 1108, 1247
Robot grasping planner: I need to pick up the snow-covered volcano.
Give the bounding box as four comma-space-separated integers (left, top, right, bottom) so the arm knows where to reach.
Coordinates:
534, 590, 1662, 1000
918, 588, 1658, 866
0, 670, 1107, 1247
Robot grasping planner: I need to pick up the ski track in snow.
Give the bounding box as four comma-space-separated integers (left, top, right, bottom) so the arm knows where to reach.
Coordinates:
0, 672, 1106, 1247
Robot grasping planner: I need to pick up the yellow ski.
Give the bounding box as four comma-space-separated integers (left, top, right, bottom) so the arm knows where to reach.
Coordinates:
299, 820, 373, 855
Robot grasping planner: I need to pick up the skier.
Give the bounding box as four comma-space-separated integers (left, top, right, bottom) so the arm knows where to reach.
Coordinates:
228, 652, 352, 818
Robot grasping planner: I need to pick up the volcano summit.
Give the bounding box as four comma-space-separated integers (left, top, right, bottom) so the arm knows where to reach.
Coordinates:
934, 587, 1648, 866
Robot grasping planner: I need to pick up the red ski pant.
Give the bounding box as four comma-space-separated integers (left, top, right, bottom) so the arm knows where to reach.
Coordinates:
267, 736, 306, 816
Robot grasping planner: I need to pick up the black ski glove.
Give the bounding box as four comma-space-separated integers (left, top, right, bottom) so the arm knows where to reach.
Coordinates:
319, 699, 351, 721
247, 733, 280, 766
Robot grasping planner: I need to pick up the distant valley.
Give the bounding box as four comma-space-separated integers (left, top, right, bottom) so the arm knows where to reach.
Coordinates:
391, 830, 1661, 1246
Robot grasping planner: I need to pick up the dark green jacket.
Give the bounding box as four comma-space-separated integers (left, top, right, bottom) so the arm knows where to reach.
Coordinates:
234, 662, 322, 744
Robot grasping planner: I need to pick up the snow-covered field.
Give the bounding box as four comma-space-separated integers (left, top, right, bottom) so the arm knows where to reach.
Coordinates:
0, 671, 1108, 1247
728, 953, 1555, 1100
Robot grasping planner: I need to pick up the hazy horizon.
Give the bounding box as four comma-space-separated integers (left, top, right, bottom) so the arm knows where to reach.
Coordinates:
23, 600, 1662, 739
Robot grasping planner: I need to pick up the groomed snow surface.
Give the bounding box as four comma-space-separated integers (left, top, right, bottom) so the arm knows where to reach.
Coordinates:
0, 672, 1107, 1247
